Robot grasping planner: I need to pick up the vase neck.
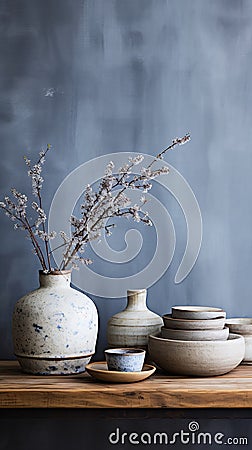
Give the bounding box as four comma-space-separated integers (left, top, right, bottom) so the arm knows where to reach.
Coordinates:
126, 289, 147, 311
39, 271, 71, 288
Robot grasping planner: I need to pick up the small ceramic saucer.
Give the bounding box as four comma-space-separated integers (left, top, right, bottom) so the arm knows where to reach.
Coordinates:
85, 362, 156, 383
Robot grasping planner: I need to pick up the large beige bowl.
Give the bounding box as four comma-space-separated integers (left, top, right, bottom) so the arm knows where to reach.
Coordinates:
225, 318, 252, 364
148, 333, 245, 376
172, 306, 226, 320
161, 326, 229, 341
163, 314, 226, 330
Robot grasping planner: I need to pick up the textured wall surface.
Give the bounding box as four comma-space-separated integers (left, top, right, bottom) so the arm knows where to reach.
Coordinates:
1, 0, 252, 361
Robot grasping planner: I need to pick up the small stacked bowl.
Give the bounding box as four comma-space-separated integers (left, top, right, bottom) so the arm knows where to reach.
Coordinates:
148, 306, 245, 376
162, 306, 228, 341
225, 318, 252, 364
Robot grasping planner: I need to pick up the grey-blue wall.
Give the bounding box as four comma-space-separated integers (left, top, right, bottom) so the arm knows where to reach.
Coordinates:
1, 0, 252, 361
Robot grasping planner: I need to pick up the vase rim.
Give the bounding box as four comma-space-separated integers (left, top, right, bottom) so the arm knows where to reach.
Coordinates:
39, 269, 72, 276
127, 289, 146, 294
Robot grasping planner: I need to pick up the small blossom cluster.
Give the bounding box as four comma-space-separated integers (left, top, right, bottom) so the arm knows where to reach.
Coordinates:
0, 134, 190, 272
172, 134, 191, 146
0, 145, 56, 272
25, 149, 47, 196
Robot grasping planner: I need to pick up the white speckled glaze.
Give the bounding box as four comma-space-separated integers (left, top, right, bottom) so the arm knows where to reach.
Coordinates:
13, 271, 98, 375
105, 348, 146, 372
107, 289, 163, 348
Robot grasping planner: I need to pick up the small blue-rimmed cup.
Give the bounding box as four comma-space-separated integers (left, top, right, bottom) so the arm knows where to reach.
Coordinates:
105, 348, 146, 372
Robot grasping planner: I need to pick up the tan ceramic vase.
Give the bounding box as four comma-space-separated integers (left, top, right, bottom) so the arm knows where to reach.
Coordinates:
107, 289, 163, 349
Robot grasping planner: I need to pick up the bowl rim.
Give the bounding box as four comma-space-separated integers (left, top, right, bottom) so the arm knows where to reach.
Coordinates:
226, 318, 252, 325
172, 306, 225, 313
104, 348, 146, 356
162, 313, 226, 322
149, 333, 243, 345
160, 326, 229, 334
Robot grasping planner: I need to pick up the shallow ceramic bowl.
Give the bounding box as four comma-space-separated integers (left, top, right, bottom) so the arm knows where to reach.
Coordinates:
148, 333, 245, 376
161, 326, 229, 341
172, 306, 226, 320
162, 314, 226, 330
225, 318, 252, 364
104, 348, 145, 372
86, 362, 156, 383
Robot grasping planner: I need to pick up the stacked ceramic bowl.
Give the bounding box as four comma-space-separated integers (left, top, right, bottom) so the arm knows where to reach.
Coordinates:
162, 306, 228, 341
148, 306, 245, 376
225, 318, 252, 364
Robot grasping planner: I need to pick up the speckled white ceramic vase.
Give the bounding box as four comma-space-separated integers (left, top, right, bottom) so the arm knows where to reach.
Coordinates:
12, 270, 98, 375
107, 289, 163, 348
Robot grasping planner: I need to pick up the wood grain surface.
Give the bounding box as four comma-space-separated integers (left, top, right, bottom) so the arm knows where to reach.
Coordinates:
1, 361, 252, 409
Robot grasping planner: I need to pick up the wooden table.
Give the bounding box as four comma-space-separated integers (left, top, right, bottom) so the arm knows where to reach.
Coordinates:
1, 361, 252, 409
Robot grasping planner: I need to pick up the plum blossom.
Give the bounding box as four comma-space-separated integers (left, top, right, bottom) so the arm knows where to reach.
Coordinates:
0, 134, 190, 272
